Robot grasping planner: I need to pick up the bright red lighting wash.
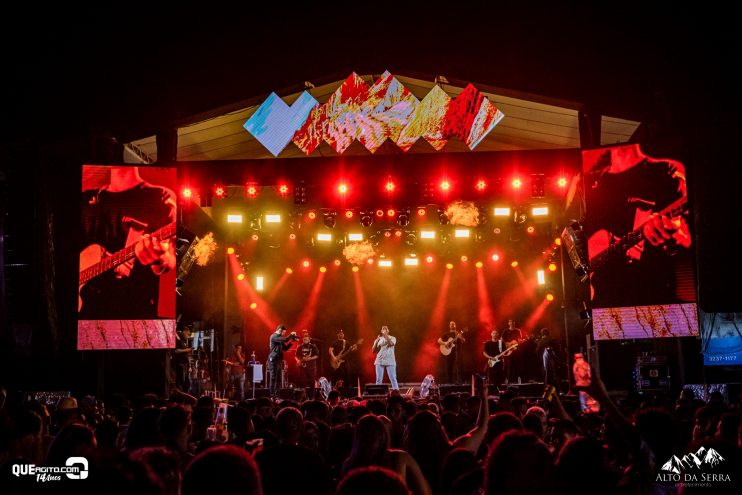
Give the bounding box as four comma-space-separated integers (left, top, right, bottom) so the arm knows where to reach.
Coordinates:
181, 187, 192, 199
512, 178, 522, 189
475, 179, 487, 191
345, 210, 354, 219
418, 208, 426, 216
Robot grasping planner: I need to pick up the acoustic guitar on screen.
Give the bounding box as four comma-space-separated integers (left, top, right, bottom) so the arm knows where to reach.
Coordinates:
330, 339, 364, 370
78, 222, 176, 311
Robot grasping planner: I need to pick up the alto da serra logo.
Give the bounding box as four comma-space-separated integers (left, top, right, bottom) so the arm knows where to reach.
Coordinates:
658, 447, 730, 483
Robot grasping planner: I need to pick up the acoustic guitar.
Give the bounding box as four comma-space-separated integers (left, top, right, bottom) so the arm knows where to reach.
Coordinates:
439, 328, 468, 356
330, 339, 364, 370
78, 222, 176, 311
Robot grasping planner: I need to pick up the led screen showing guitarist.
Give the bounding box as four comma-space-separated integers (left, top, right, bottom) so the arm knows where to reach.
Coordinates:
78, 165, 177, 349
582, 144, 697, 339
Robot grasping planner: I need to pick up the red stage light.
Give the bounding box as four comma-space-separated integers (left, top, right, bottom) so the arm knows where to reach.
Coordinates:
246, 183, 259, 197
286, 267, 293, 274
308, 211, 317, 220
337, 182, 349, 195
446, 263, 454, 270
278, 183, 290, 195
440, 180, 451, 192
512, 178, 522, 189
367, 258, 374, 264
352, 266, 359, 272
554, 237, 562, 246
384, 231, 392, 238
181, 187, 193, 199
475, 179, 487, 191
345, 210, 354, 219
493, 227, 502, 235
289, 233, 296, 240
302, 260, 310, 268
417, 208, 426, 216
385, 180, 396, 193
511, 260, 519, 267
251, 234, 259, 241
460, 255, 468, 262
476, 261, 483, 268
334, 259, 341, 266
395, 230, 403, 237
545, 292, 555, 302
548, 263, 557, 272
319, 266, 327, 273
376, 209, 384, 217
227, 247, 235, 255
491, 254, 500, 262
527, 226, 535, 234
214, 186, 225, 198
387, 209, 396, 217
426, 256, 434, 263
237, 273, 245, 281
250, 302, 257, 310
557, 177, 568, 188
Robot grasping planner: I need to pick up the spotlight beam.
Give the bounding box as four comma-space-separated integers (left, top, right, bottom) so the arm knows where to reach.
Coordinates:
293, 271, 326, 331
414, 269, 452, 379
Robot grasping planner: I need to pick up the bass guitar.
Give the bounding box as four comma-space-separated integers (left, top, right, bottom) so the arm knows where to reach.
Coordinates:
78, 222, 176, 311
330, 339, 364, 370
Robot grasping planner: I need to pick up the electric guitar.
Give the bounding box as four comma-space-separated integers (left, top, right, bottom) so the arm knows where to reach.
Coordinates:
78, 222, 176, 311
439, 328, 468, 356
487, 342, 519, 367
330, 339, 364, 370
295, 354, 318, 368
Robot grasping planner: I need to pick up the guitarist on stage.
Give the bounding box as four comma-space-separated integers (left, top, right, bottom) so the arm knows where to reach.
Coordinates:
437, 320, 466, 384
295, 330, 320, 391
80, 165, 176, 320
329, 329, 352, 388
483, 329, 507, 387
501, 319, 523, 383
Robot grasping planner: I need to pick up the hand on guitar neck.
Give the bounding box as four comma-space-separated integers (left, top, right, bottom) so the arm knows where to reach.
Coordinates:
295, 355, 318, 368
78, 222, 177, 311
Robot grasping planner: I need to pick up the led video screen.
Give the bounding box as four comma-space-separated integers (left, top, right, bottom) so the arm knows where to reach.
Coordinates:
700, 311, 742, 366
582, 144, 698, 340
78, 165, 177, 349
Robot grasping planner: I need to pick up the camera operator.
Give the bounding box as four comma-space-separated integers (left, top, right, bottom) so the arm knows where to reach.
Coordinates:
267, 324, 299, 396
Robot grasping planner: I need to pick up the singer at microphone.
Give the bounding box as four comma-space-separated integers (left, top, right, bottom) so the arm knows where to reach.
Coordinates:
372, 325, 398, 390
